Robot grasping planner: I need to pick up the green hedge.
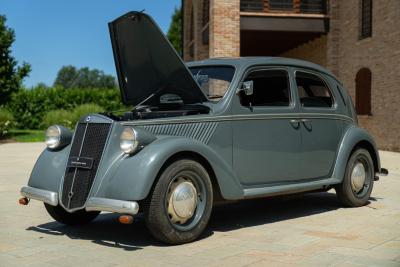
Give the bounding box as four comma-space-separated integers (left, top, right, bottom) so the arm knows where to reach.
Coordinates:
41, 103, 104, 129
7, 86, 125, 129
0, 108, 14, 138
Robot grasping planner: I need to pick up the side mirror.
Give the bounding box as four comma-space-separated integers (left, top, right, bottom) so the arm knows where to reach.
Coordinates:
240, 80, 254, 96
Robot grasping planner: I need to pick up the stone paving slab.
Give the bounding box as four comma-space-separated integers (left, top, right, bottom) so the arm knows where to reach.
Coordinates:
0, 142, 399, 267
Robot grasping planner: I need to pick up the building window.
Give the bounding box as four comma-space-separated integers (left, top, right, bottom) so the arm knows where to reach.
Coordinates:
269, 0, 293, 11
240, 0, 264, 12
355, 68, 372, 115
300, 0, 326, 14
360, 0, 372, 39
202, 0, 210, 45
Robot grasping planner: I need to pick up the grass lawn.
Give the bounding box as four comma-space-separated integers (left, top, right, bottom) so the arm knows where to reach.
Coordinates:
7, 129, 44, 142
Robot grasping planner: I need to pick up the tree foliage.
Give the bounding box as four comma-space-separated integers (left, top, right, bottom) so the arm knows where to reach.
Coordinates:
53, 65, 116, 89
167, 7, 182, 55
0, 15, 31, 106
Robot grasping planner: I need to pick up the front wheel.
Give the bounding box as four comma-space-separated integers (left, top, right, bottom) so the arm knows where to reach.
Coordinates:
44, 203, 100, 225
335, 148, 374, 207
144, 159, 213, 245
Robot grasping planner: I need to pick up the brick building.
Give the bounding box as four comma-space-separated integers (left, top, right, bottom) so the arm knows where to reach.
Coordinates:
182, 0, 400, 151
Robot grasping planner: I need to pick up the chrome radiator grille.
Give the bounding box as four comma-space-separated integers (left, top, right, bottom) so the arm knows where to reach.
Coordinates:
61, 123, 111, 210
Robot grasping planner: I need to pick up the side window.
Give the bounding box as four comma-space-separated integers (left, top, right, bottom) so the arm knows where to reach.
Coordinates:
295, 71, 334, 108
240, 69, 290, 107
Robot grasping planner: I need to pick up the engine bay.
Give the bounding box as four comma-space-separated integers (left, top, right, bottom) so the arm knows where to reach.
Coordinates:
101, 103, 210, 121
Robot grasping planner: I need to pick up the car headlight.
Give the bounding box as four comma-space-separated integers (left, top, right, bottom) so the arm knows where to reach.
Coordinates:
45, 125, 72, 150
120, 127, 139, 154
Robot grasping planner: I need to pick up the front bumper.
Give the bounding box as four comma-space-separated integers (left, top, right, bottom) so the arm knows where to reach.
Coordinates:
20, 186, 139, 215
21, 186, 58, 206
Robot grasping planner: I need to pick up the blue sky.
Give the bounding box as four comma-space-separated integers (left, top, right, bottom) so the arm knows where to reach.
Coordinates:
1, 0, 181, 87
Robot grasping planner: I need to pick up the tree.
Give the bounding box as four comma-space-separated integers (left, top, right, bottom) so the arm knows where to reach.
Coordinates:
0, 15, 31, 106
167, 7, 182, 55
53, 66, 116, 89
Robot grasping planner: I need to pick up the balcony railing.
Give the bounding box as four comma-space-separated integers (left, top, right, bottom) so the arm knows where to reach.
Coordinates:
240, 0, 327, 14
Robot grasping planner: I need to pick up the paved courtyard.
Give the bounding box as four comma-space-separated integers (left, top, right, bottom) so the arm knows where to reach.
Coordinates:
0, 142, 399, 267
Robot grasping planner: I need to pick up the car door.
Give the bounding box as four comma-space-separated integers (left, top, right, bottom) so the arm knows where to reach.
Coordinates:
294, 70, 343, 179
232, 67, 302, 186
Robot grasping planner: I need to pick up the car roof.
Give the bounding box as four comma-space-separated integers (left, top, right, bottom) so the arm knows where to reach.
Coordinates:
187, 57, 339, 83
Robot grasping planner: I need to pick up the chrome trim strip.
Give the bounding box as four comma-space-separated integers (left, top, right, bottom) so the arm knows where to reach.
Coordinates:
122, 113, 354, 126
20, 186, 58, 206
85, 197, 139, 215
243, 178, 339, 199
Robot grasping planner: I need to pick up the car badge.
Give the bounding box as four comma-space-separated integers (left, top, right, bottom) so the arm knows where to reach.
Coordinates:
86, 116, 91, 122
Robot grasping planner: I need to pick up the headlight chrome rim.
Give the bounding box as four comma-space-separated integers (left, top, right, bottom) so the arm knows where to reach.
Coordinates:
45, 125, 61, 149
120, 127, 139, 154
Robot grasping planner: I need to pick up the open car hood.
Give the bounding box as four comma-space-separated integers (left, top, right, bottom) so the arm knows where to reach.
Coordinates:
109, 11, 208, 106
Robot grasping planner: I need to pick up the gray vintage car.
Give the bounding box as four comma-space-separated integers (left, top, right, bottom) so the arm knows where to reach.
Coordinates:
20, 11, 388, 244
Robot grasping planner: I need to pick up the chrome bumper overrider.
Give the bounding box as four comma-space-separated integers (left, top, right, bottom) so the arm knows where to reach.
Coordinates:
85, 198, 139, 215
20, 186, 139, 215
378, 168, 389, 176
20, 186, 58, 206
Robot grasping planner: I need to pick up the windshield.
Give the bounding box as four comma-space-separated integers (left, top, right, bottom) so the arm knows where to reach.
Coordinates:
189, 66, 235, 102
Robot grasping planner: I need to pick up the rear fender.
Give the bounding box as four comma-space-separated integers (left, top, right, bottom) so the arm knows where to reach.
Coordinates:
332, 125, 380, 183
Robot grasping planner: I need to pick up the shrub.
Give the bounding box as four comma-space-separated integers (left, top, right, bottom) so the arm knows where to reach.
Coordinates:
0, 108, 14, 138
7, 86, 124, 129
41, 109, 74, 129
41, 103, 104, 129
71, 103, 104, 126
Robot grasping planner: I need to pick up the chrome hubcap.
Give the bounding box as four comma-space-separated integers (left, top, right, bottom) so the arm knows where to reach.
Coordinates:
351, 162, 366, 193
167, 179, 198, 225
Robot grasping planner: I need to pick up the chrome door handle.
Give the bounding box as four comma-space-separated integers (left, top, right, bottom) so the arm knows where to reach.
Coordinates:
290, 119, 300, 129
301, 118, 312, 131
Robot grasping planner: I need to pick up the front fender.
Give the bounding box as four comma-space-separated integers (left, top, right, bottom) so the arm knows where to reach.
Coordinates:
27, 145, 71, 192
332, 125, 381, 183
93, 136, 243, 201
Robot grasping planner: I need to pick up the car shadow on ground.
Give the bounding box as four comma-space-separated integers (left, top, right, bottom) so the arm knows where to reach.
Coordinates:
26, 191, 369, 251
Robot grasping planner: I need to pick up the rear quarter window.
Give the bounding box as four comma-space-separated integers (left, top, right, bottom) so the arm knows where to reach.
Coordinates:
295, 71, 334, 108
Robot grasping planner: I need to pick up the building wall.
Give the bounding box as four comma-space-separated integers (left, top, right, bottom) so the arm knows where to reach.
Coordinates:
209, 0, 240, 58
183, 0, 400, 151
279, 35, 327, 67
183, 0, 240, 60
333, 0, 400, 151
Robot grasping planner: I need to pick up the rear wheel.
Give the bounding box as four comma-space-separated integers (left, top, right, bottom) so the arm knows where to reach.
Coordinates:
144, 159, 213, 245
335, 148, 374, 207
44, 203, 100, 225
